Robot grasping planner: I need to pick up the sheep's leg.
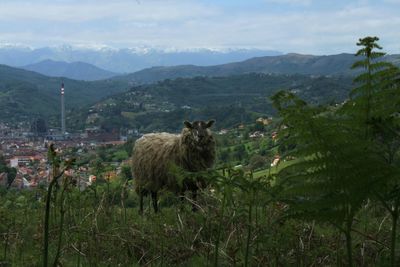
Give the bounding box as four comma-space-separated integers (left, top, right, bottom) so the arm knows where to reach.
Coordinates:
139, 191, 144, 215
151, 191, 158, 213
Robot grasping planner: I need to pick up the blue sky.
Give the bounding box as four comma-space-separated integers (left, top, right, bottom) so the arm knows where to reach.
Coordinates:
0, 0, 399, 54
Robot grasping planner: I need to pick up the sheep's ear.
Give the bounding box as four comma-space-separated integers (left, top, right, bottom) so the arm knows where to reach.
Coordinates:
184, 121, 193, 129
206, 119, 215, 128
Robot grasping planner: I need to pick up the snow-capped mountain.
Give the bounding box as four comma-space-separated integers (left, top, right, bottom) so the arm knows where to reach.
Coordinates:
0, 44, 281, 73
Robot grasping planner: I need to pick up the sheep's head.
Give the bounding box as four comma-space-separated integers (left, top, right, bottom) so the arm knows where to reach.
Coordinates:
184, 120, 215, 145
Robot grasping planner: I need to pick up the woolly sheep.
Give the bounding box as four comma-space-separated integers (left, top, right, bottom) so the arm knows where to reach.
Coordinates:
132, 120, 216, 213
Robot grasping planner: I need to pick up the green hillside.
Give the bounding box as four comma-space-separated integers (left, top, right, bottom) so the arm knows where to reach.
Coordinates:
113, 53, 400, 84
85, 73, 352, 132
0, 64, 128, 122
0, 63, 353, 130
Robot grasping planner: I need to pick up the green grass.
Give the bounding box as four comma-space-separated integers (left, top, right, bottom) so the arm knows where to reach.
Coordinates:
253, 158, 298, 178
0, 161, 395, 267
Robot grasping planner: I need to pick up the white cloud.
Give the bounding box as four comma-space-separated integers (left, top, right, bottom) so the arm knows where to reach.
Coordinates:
0, 0, 399, 54
0, 0, 219, 22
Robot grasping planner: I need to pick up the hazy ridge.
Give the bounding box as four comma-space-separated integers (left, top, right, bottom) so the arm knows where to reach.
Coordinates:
22, 60, 117, 81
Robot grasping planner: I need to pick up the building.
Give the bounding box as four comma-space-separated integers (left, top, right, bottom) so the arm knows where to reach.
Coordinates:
10, 155, 37, 167
256, 117, 273, 126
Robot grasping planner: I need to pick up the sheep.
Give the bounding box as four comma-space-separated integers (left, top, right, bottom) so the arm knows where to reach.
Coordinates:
131, 120, 216, 213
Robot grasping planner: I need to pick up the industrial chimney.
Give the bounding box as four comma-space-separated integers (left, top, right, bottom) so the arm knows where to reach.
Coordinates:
61, 82, 66, 134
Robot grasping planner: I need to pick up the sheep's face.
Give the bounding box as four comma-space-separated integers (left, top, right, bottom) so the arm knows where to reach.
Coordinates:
184, 120, 215, 145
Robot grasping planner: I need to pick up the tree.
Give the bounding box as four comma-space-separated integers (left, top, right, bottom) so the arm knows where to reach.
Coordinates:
346, 36, 400, 266
218, 149, 230, 163
345, 36, 395, 135
120, 164, 132, 181
0, 154, 17, 188
348, 37, 400, 266
273, 92, 382, 266
248, 154, 267, 171
253, 122, 265, 132
272, 36, 400, 266
233, 144, 247, 162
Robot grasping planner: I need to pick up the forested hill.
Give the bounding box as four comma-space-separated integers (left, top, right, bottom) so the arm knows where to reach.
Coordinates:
87, 73, 353, 132
3, 51, 397, 125
0, 64, 128, 122
113, 53, 400, 84
22, 60, 117, 81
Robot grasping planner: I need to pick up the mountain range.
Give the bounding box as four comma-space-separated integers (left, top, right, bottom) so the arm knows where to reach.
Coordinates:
22, 60, 116, 81
0, 45, 281, 73
114, 53, 400, 84
1, 50, 399, 129
22, 52, 396, 85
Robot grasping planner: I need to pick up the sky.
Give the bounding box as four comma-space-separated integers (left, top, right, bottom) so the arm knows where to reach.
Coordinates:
0, 0, 399, 54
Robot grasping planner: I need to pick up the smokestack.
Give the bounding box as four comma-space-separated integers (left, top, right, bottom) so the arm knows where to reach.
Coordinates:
61, 82, 65, 134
